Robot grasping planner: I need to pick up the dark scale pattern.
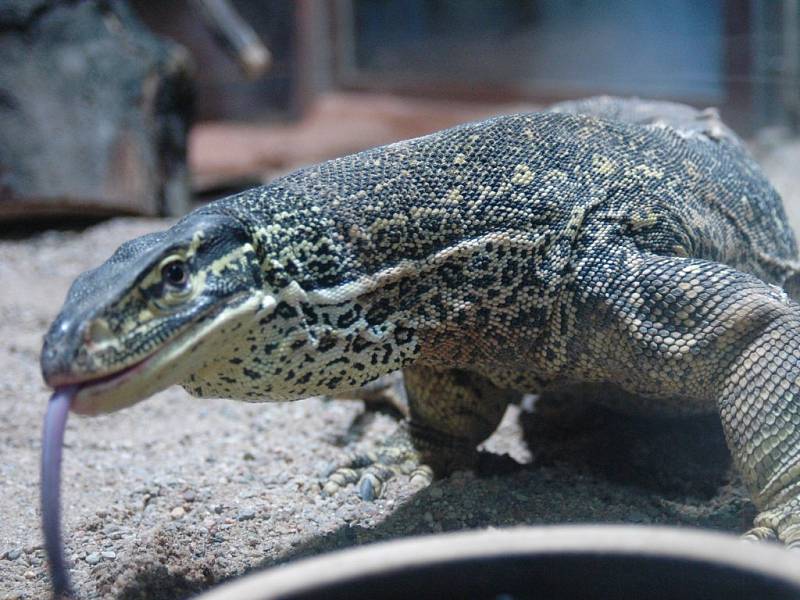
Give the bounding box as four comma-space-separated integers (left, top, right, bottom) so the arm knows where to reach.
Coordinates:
41, 97, 800, 545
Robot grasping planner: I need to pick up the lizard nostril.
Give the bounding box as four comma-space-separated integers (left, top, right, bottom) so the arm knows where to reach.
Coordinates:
86, 319, 113, 345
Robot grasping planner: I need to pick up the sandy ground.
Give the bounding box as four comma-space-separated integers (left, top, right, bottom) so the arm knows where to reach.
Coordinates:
3, 136, 800, 599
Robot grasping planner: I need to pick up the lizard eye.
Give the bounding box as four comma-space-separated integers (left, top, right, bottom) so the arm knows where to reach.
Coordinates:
161, 259, 189, 289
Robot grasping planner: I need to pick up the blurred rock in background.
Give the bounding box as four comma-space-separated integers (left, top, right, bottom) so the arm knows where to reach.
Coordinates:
0, 0, 193, 220
4, 1, 800, 232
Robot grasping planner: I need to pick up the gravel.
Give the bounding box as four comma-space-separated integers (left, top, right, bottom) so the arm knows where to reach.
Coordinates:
5, 160, 799, 600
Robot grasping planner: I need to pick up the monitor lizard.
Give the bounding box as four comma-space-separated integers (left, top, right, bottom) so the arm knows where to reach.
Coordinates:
41, 97, 800, 560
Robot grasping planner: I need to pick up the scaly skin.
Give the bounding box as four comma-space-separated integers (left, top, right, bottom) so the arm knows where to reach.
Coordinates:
42, 97, 800, 546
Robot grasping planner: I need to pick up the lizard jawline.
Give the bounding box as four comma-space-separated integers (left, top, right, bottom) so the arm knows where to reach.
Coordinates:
70, 292, 263, 415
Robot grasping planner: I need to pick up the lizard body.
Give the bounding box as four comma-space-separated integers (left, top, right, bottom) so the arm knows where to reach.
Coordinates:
41, 97, 800, 546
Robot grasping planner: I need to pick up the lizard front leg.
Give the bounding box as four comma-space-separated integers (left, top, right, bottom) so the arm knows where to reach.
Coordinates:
323, 365, 513, 500
716, 306, 800, 548
580, 251, 800, 547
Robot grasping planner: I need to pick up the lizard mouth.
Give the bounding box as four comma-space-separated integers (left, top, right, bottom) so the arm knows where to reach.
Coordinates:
47, 353, 152, 389
47, 291, 264, 416
49, 351, 160, 416
71, 356, 156, 414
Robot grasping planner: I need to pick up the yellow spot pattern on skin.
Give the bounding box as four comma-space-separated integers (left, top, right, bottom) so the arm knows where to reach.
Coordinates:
444, 188, 463, 205
634, 164, 664, 179
545, 169, 567, 182
188, 231, 205, 254
453, 154, 466, 165
630, 209, 658, 231
511, 164, 534, 186
209, 244, 253, 276
592, 154, 615, 175
348, 224, 367, 241
410, 206, 448, 219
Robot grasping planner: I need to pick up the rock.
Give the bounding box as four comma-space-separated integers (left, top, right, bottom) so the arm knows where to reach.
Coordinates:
101, 550, 116, 560
5, 548, 21, 560
237, 507, 256, 521
170, 506, 186, 519
0, 0, 49, 26
0, 0, 193, 220
85, 552, 101, 565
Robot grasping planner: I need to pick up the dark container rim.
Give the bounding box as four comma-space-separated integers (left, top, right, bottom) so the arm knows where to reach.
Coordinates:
196, 525, 800, 600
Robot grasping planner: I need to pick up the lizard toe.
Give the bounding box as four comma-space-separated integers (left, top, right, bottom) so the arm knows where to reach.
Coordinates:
741, 526, 778, 543
322, 425, 432, 500
409, 465, 434, 489
747, 500, 800, 549
781, 524, 800, 550
321, 467, 360, 496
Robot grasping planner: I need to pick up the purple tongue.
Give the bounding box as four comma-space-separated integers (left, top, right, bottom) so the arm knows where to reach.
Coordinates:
42, 386, 77, 598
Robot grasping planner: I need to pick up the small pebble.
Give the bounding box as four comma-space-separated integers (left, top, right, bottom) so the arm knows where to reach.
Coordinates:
23, 571, 36, 580
171, 507, 186, 519
85, 552, 101, 565
182, 490, 196, 503
5, 548, 21, 561
237, 507, 256, 521
101, 551, 116, 560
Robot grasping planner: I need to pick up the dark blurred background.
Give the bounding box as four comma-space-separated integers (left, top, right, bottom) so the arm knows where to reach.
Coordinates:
2, 0, 800, 228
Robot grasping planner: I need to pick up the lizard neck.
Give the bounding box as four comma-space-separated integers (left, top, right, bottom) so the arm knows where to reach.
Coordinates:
183, 185, 427, 402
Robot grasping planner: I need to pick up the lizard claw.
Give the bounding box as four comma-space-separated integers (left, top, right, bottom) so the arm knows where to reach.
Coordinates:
358, 473, 380, 501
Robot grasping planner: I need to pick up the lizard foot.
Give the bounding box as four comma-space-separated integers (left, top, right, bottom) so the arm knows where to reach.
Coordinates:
322, 424, 433, 500
743, 500, 800, 549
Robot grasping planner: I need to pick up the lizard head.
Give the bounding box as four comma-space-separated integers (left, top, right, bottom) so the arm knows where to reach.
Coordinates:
41, 210, 264, 415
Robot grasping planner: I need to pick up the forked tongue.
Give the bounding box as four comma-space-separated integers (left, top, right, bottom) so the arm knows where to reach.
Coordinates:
42, 386, 77, 598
